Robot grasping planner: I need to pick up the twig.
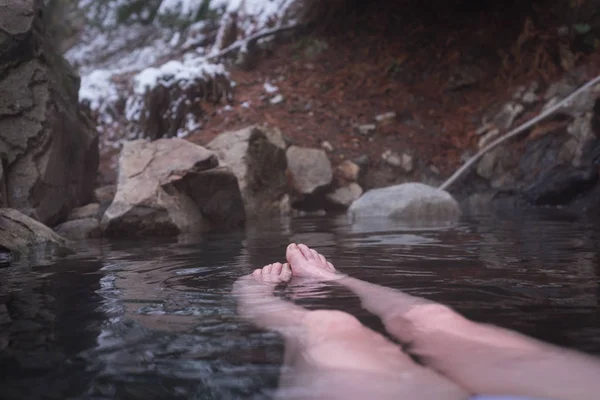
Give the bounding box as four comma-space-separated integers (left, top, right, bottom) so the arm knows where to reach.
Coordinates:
439, 74, 600, 191
191, 23, 301, 64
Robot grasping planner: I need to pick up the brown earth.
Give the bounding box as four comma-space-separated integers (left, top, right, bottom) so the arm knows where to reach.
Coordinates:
99, 1, 600, 187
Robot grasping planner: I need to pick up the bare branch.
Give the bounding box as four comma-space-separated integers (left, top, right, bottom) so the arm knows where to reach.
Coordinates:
439, 74, 600, 191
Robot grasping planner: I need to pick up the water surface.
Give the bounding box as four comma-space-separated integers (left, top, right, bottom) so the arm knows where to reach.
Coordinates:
1, 212, 599, 399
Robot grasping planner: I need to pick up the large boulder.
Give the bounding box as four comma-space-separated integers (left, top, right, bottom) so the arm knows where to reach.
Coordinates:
207, 125, 288, 217
0, 208, 72, 263
348, 183, 461, 222
0, 0, 98, 226
101, 139, 245, 237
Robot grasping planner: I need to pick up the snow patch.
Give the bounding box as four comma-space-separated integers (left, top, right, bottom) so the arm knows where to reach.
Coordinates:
264, 82, 279, 93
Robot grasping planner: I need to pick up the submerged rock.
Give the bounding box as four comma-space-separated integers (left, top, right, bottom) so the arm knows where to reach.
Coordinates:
348, 182, 461, 223
101, 139, 245, 237
207, 125, 288, 217
0, 208, 72, 261
0, 0, 98, 225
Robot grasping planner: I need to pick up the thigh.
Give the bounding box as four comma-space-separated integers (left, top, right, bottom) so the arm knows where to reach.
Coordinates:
278, 309, 468, 400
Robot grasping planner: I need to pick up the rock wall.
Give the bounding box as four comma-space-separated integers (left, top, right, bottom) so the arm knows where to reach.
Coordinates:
0, 0, 98, 226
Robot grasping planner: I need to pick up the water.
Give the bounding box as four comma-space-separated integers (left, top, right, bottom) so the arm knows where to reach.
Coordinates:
1, 212, 599, 399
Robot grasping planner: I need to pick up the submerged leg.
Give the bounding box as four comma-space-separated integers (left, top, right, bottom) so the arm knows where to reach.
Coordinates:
285, 243, 600, 400
233, 262, 467, 400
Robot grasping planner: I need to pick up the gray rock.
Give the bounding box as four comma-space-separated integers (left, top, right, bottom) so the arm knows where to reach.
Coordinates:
381, 150, 402, 167
375, 112, 396, 122
321, 140, 333, 152
207, 125, 288, 217
0, 0, 98, 226
0, 161, 6, 207
101, 138, 245, 237
543, 70, 599, 117
94, 185, 116, 204
348, 183, 461, 222
327, 183, 363, 209
286, 146, 333, 195
358, 124, 376, 135
401, 153, 414, 172
54, 218, 101, 240
0, 208, 72, 259
67, 203, 100, 221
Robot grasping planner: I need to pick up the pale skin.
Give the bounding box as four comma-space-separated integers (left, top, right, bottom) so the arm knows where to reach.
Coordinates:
232, 243, 600, 400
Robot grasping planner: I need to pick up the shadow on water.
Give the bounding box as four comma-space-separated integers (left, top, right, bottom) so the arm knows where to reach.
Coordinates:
0, 212, 599, 399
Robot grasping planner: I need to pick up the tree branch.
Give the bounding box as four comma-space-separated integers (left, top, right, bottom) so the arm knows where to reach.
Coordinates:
439, 74, 600, 191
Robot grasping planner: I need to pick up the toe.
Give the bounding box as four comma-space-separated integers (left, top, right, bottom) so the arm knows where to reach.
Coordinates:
327, 262, 336, 271
318, 253, 327, 265
310, 249, 319, 260
281, 263, 292, 279
272, 262, 283, 275
252, 268, 262, 276
263, 263, 273, 274
298, 244, 314, 259
286, 243, 307, 265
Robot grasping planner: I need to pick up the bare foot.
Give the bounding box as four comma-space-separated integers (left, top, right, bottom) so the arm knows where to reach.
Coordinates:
285, 243, 344, 281
251, 262, 292, 284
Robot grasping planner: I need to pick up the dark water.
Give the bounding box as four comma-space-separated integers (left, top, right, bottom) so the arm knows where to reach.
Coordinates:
1, 212, 600, 399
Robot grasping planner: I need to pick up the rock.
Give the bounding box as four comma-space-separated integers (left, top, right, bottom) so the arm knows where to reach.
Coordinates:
94, 185, 116, 204
523, 165, 598, 206
321, 140, 333, 152
270, 94, 284, 105
478, 128, 500, 149
0, 162, 6, 207
358, 124, 376, 135
348, 183, 461, 223
327, 183, 363, 209
543, 69, 599, 117
353, 154, 370, 166
101, 139, 245, 237
207, 126, 288, 217
0, 0, 98, 226
401, 153, 414, 172
286, 146, 333, 195
375, 112, 396, 123
0, 208, 72, 260
54, 218, 101, 240
133, 67, 232, 140
66, 203, 100, 221
336, 160, 360, 183
381, 150, 402, 167
482, 102, 525, 131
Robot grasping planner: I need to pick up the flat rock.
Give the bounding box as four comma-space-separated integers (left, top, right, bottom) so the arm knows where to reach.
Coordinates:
286, 146, 332, 195
207, 125, 288, 217
348, 182, 461, 222
101, 138, 245, 237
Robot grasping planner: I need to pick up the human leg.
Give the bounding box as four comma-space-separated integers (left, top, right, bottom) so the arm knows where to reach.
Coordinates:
233, 262, 468, 400
285, 243, 600, 400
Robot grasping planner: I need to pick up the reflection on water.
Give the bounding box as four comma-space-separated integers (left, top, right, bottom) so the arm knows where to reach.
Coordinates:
0, 212, 599, 399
